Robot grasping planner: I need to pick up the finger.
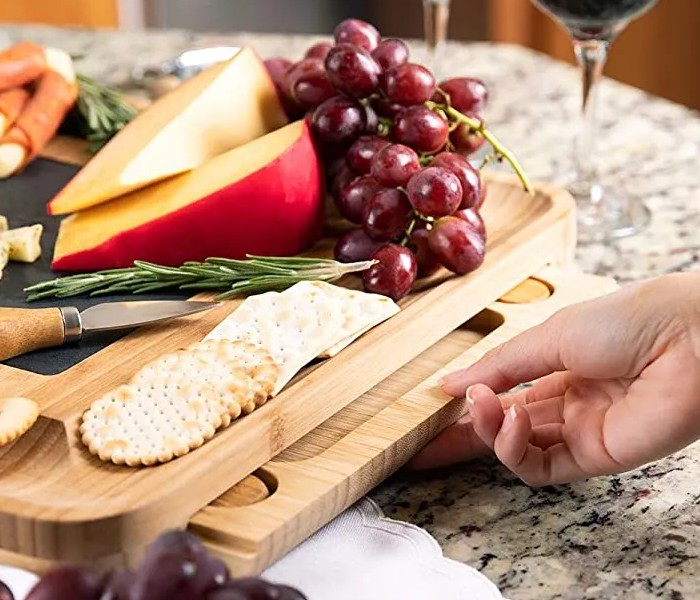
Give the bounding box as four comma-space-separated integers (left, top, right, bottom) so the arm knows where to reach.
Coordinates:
440, 312, 568, 397
469, 384, 506, 450
529, 423, 564, 450
493, 405, 587, 486
407, 415, 490, 470
502, 395, 564, 427
501, 372, 573, 407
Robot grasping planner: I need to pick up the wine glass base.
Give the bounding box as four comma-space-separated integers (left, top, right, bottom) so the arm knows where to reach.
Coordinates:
573, 190, 651, 244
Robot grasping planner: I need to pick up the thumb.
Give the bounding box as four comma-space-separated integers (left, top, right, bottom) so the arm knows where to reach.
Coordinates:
440, 311, 567, 397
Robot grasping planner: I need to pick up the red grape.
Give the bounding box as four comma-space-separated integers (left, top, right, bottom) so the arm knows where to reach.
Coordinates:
372, 38, 409, 71
393, 106, 449, 153
347, 136, 391, 175
337, 174, 382, 223
382, 63, 436, 105
335, 228, 383, 263
0, 581, 13, 600
325, 43, 381, 98
406, 166, 462, 217
410, 227, 441, 277
263, 57, 293, 90
331, 162, 357, 199
477, 182, 487, 209
428, 216, 486, 274
450, 122, 485, 156
454, 208, 486, 239
26, 567, 105, 600
312, 96, 365, 146
436, 77, 489, 114
371, 97, 405, 119
101, 569, 134, 600
130, 530, 229, 600
431, 152, 481, 210
291, 70, 336, 111
284, 58, 324, 93
334, 18, 381, 52
363, 244, 417, 300
369, 143, 420, 187
362, 187, 412, 241
304, 41, 333, 61
362, 102, 379, 134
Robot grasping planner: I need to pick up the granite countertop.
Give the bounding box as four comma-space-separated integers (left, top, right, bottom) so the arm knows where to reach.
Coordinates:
2, 24, 700, 600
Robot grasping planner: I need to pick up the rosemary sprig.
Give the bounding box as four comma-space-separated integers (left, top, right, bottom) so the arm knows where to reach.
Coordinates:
24, 256, 375, 302
70, 73, 138, 153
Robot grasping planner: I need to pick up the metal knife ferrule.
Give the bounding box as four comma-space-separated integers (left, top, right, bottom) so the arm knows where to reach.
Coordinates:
60, 306, 83, 343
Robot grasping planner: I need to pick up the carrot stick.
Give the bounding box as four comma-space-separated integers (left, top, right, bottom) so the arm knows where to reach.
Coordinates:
0, 49, 77, 178
0, 88, 31, 135
0, 41, 47, 91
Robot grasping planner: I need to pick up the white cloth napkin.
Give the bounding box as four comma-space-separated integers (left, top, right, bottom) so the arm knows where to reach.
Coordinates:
0, 499, 504, 600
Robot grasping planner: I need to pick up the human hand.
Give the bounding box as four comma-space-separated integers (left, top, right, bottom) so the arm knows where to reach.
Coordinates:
409, 273, 700, 486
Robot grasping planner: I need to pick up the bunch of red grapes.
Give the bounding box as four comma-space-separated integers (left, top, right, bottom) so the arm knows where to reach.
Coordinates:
265, 19, 490, 301
2, 531, 305, 600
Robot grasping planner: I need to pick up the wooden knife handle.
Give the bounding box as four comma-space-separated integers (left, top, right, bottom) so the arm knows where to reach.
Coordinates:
0, 307, 68, 361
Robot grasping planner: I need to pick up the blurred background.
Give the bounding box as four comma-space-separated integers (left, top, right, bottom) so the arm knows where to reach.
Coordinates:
1, 0, 698, 110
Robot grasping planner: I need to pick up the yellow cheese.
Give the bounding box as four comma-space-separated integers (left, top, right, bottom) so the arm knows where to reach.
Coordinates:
48, 47, 288, 215
52, 121, 325, 272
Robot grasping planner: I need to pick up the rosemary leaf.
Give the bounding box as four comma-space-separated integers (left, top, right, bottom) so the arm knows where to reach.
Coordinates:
24, 256, 374, 301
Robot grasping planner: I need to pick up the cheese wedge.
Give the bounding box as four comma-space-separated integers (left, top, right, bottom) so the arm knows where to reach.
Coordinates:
52, 121, 324, 271
48, 47, 288, 216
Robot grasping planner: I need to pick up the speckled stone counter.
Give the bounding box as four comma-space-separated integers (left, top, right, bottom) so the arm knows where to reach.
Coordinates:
2, 24, 700, 600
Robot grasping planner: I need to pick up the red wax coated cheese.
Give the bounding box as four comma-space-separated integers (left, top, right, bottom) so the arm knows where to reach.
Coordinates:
52, 121, 324, 271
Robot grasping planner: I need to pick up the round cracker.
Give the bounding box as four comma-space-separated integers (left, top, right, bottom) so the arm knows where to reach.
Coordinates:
0, 397, 39, 447
81, 381, 227, 467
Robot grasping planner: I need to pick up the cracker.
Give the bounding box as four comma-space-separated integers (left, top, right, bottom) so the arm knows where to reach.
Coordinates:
134, 340, 277, 414
206, 283, 347, 395
306, 282, 400, 357
80, 380, 228, 467
0, 397, 39, 447
189, 339, 279, 408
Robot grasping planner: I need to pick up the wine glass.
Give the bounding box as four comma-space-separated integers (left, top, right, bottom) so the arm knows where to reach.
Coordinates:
422, 0, 451, 78
531, 0, 660, 242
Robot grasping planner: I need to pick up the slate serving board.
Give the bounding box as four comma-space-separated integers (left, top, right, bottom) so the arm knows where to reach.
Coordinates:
0, 158, 186, 375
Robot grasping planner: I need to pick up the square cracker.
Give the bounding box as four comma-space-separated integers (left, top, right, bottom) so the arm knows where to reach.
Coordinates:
206, 283, 347, 395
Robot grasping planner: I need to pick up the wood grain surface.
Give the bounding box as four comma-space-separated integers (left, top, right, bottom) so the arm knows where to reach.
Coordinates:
0, 137, 577, 568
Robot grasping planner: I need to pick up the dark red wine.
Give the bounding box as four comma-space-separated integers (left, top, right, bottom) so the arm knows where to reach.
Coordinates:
533, 0, 658, 34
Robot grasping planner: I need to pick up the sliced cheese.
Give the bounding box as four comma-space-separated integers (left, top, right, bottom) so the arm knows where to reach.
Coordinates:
48, 47, 288, 216
52, 121, 324, 272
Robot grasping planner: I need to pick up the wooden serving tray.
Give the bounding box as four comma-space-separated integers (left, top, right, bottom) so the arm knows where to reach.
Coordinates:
0, 141, 576, 567
0, 268, 618, 574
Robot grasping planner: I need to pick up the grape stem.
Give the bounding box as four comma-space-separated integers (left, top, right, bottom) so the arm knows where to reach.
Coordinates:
425, 101, 533, 193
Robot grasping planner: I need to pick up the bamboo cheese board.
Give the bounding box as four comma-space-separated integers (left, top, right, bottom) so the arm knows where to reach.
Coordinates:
0, 138, 580, 571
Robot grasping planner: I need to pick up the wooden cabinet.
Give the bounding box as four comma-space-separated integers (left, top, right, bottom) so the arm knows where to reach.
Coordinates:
488, 0, 700, 110
0, 0, 119, 28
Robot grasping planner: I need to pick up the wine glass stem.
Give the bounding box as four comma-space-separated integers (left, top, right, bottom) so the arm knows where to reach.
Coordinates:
572, 38, 609, 208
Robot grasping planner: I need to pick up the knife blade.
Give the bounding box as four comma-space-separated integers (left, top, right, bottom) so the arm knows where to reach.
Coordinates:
0, 300, 220, 361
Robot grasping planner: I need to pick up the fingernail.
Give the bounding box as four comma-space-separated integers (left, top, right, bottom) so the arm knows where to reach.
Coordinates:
437, 376, 445, 386
466, 385, 477, 407
502, 405, 518, 432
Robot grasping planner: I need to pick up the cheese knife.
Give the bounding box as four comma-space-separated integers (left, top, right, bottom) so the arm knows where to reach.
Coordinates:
0, 300, 220, 361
